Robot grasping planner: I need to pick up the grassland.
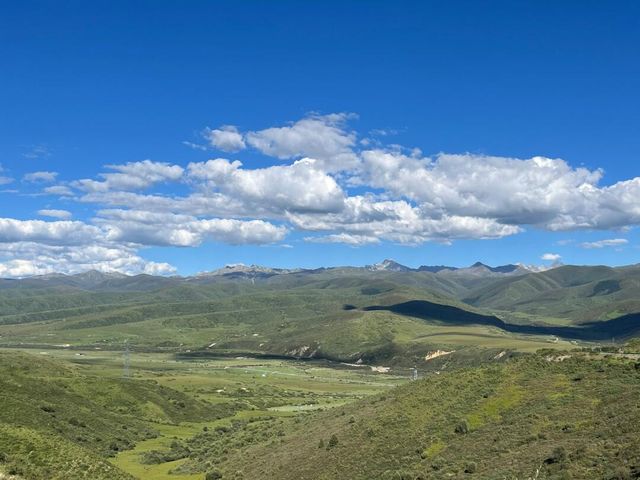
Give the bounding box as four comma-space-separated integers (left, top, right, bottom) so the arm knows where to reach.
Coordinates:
1, 268, 639, 478
2, 344, 639, 479
0, 348, 403, 479
174, 352, 640, 480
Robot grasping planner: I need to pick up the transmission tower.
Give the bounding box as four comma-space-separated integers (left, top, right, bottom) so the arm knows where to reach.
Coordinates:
123, 339, 131, 378
411, 366, 418, 381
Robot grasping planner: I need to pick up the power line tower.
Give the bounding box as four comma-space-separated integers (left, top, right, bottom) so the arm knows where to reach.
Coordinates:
123, 339, 131, 379
411, 366, 418, 381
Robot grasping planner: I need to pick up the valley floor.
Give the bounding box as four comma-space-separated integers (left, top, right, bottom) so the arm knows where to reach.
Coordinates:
0, 347, 404, 480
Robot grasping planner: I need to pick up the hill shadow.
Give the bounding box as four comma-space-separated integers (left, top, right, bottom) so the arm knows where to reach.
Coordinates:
362, 300, 640, 341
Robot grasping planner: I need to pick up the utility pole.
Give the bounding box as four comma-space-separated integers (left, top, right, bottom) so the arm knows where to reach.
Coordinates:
123, 339, 131, 379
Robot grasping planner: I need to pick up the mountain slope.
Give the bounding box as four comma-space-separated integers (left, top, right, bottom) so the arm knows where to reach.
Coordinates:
176, 353, 640, 479
0, 351, 231, 480
464, 264, 640, 322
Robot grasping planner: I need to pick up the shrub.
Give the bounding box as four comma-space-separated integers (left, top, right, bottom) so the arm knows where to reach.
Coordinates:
464, 461, 477, 474
327, 434, 339, 449
206, 470, 223, 480
609, 466, 631, 480
545, 446, 567, 464
454, 420, 470, 434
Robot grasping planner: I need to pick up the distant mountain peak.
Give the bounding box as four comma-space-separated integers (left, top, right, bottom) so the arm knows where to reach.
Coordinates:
197, 264, 302, 277
73, 269, 126, 277
366, 259, 411, 272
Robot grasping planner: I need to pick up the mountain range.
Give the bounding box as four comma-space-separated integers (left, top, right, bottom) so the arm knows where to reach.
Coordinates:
2, 260, 640, 479
0, 258, 545, 286
1, 260, 640, 344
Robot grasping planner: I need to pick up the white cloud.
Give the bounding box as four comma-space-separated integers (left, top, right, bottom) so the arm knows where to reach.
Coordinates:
291, 196, 521, 245
305, 233, 381, 246
0, 218, 101, 246
0, 242, 175, 278
555, 239, 573, 246
80, 190, 244, 218
67, 115, 640, 249
245, 113, 359, 171
196, 218, 287, 245
22, 145, 50, 159
580, 238, 628, 249
369, 128, 400, 137
44, 185, 74, 196
206, 125, 246, 152
38, 209, 72, 219
187, 157, 345, 214
74, 160, 184, 192
24, 171, 58, 182
183, 141, 208, 151
0, 217, 180, 278
7, 113, 640, 277
357, 150, 640, 232
98, 209, 288, 247
0, 164, 14, 185
0, 259, 52, 277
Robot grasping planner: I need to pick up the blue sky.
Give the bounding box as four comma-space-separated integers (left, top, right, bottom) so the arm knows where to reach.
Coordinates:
1, 1, 639, 276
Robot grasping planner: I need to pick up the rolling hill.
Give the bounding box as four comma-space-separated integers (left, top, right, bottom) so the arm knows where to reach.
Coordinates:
2, 264, 640, 479
0, 351, 233, 480
145, 352, 640, 480
1, 263, 639, 368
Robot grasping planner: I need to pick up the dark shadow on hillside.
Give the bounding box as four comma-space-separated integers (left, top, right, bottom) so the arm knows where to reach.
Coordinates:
363, 300, 640, 341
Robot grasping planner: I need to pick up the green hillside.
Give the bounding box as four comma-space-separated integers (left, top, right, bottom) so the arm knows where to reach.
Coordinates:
1, 260, 640, 480
0, 274, 576, 367
0, 352, 231, 480
171, 353, 640, 480
4, 265, 640, 370
463, 265, 640, 323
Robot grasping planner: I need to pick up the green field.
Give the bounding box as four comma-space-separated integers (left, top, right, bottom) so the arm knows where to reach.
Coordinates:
1, 267, 640, 478
0, 347, 405, 479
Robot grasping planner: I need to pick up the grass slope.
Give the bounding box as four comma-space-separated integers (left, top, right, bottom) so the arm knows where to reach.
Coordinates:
0, 275, 576, 368
174, 353, 640, 480
0, 352, 231, 479
464, 265, 640, 323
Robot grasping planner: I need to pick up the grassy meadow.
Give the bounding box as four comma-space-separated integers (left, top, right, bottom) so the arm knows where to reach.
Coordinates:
1, 268, 639, 479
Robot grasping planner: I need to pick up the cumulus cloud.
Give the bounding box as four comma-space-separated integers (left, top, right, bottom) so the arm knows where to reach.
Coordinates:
38, 209, 72, 219
0, 212, 284, 277
0, 242, 175, 278
98, 209, 287, 247
245, 113, 359, 171
580, 238, 628, 249
6, 112, 640, 277
0, 217, 177, 278
187, 158, 345, 214
24, 171, 58, 182
44, 185, 74, 196
74, 160, 184, 192
355, 149, 640, 232
0, 218, 101, 246
206, 125, 246, 152
291, 196, 521, 245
